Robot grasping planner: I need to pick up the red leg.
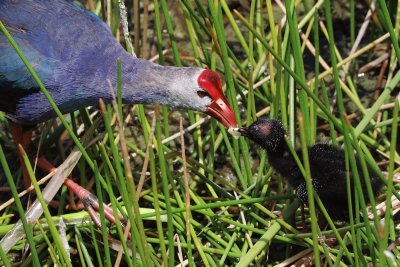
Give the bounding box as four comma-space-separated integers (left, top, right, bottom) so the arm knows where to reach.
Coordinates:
36, 157, 130, 238
7, 122, 131, 239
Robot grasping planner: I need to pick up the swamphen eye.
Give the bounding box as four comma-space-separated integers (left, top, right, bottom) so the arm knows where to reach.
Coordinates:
197, 90, 209, 98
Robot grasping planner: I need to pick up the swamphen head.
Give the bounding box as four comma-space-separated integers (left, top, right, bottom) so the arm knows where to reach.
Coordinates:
190, 69, 237, 128
238, 118, 286, 153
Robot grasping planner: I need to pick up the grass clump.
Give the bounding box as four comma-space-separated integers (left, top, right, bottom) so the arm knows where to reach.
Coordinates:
0, 0, 399, 266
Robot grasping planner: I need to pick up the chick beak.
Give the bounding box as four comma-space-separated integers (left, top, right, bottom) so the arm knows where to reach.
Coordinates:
237, 127, 250, 137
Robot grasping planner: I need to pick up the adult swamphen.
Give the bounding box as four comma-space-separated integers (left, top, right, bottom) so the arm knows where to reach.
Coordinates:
0, 0, 236, 175
0, 0, 237, 241
0, 0, 236, 127
238, 118, 383, 221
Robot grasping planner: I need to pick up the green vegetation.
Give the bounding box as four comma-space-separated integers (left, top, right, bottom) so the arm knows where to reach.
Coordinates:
0, 0, 399, 266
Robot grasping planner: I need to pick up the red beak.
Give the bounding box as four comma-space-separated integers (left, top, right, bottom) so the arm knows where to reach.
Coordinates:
198, 70, 237, 128
206, 97, 237, 128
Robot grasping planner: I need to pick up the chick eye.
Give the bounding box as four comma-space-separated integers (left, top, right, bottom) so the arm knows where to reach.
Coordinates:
197, 90, 209, 98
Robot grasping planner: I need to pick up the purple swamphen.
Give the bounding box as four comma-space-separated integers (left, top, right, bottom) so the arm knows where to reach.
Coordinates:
238, 118, 383, 221
0, 0, 236, 128
0, 0, 237, 170
0, 0, 238, 235
0, 0, 236, 170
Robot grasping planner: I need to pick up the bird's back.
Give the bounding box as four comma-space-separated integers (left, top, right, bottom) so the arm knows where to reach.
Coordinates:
299, 144, 382, 220
0, 0, 128, 123
0, 0, 115, 86
308, 144, 382, 195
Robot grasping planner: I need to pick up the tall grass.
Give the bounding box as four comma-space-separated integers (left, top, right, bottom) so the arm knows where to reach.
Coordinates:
0, 0, 399, 266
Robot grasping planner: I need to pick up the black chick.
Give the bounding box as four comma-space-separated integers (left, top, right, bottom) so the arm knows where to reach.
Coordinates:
239, 118, 383, 221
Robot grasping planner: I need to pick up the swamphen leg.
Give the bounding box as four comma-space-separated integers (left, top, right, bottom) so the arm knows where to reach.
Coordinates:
9, 121, 130, 238
36, 157, 131, 239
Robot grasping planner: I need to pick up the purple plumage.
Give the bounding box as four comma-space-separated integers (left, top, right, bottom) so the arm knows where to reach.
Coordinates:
0, 0, 237, 128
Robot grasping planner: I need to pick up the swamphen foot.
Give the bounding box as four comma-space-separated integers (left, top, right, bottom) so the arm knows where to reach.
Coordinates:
238, 118, 383, 221
37, 157, 131, 239
6, 127, 130, 239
